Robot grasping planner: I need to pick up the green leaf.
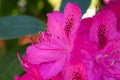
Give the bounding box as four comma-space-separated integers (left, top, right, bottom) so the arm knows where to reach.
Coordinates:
60, 0, 91, 14
0, 15, 46, 39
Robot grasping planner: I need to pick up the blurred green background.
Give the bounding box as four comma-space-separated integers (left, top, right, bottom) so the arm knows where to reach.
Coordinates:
0, 0, 103, 80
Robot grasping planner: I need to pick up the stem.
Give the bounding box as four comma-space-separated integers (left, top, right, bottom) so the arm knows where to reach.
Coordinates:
89, 0, 100, 10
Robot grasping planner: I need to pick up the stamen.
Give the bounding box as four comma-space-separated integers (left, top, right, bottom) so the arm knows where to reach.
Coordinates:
30, 37, 66, 51
16, 52, 28, 68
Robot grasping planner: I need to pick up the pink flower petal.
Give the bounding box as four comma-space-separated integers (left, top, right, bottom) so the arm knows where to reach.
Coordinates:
79, 18, 93, 38
73, 18, 96, 60
47, 11, 64, 39
105, 0, 120, 31
16, 2, 83, 80
39, 55, 67, 79
63, 2, 82, 44
24, 43, 67, 65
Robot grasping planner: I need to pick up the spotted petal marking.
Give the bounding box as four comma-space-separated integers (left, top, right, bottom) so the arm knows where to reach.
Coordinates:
63, 2, 82, 42
63, 63, 86, 80
97, 24, 108, 49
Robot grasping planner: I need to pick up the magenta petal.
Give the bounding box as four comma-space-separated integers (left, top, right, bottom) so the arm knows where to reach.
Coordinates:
75, 18, 93, 46
90, 10, 117, 49
24, 43, 66, 65
73, 18, 97, 61
79, 18, 93, 37
39, 54, 67, 79
64, 2, 82, 22
63, 2, 82, 43
47, 11, 64, 39
106, 0, 120, 31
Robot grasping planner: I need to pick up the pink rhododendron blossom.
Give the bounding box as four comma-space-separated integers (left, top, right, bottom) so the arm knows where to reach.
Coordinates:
80, 9, 120, 79
90, 9, 120, 79
16, 2, 84, 80
15, 1, 120, 80
74, 8, 120, 80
